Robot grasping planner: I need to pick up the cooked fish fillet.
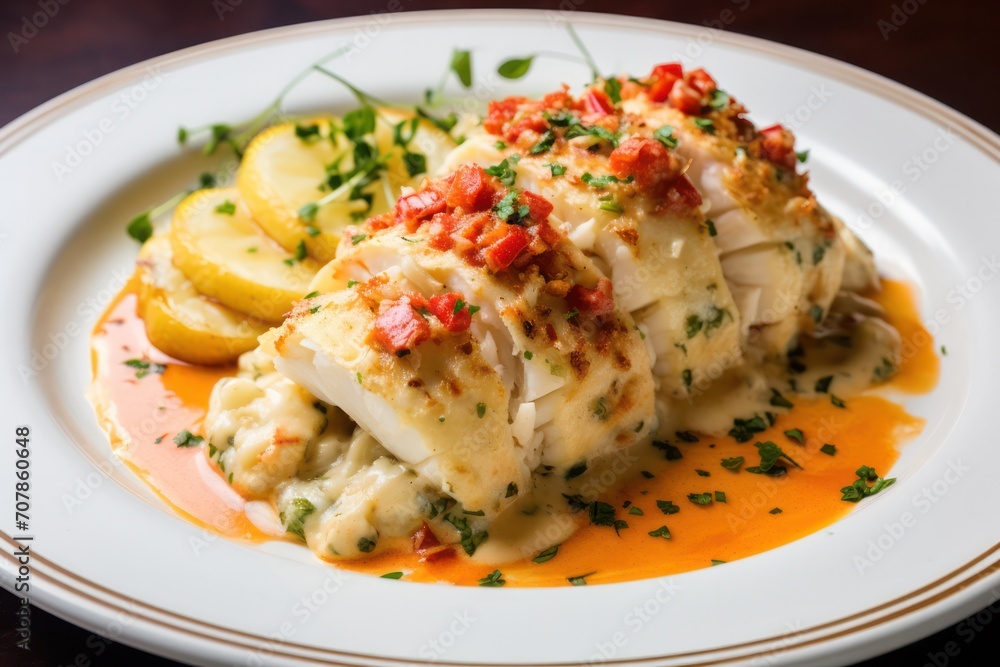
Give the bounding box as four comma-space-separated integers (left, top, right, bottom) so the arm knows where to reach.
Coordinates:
442, 103, 742, 401
620, 86, 846, 352
271, 168, 653, 509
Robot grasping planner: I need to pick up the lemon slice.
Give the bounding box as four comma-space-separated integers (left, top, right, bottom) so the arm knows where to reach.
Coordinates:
238, 112, 456, 263
136, 236, 267, 365
170, 187, 319, 323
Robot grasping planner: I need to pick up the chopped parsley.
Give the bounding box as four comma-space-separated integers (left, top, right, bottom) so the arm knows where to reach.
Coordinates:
815, 375, 833, 393
173, 430, 204, 448
705, 219, 717, 236
648, 526, 671, 539
695, 469, 711, 477
478, 570, 506, 587
281, 498, 315, 540
546, 162, 567, 177
380, 571, 404, 579
675, 431, 699, 443
581, 172, 632, 189
215, 200, 236, 215
351, 233, 366, 245
485, 158, 517, 186
682, 369, 692, 388
444, 513, 488, 555
653, 125, 678, 149
529, 130, 557, 154
506, 482, 518, 498
831, 394, 846, 409
728, 415, 768, 443
796, 150, 810, 163
688, 493, 713, 505
841, 465, 896, 502
809, 305, 824, 323
721, 456, 744, 471
568, 572, 594, 586
820, 444, 837, 456
769, 507, 783, 515
533, 545, 560, 563
604, 77, 622, 104
656, 500, 680, 515
715, 491, 727, 503
476, 402, 487, 418
746, 440, 803, 475
653, 441, 683, 461
628, 506, 644, 516
598, 195, 622, 213
357, 536, 377, 553
123, 358, 166, 379
784, 428, 805, 444
565, 463, 588, 480
770, 388, 794, 409
693, 117, 716, 134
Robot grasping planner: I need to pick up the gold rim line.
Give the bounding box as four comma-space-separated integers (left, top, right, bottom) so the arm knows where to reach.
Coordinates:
3, 535, 1000, 665
2, 8, 1000, 666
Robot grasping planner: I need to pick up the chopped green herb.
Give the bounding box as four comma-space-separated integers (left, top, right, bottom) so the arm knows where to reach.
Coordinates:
841, 465, 896, 502
711, 559, 727, 566
641, 471, 655, 479
357, 536, 377, 553
721, 457, 744, 471
126, 213, 153, 243
380, 571, 404, 579
693, 117, 716, 134
708, 89, 730, 111
676, 431, 699, 443
351, 233, 366, 245
444, 513, 488, 555
568, 572, 594, 586
215, 200, 236, 215
123, 358, 166, 379
281, 498, 315, 539
648, 526, 671, 539
546, 162, 567, 177
494, 140, 507, 150
770, 388, 794, 409
485, 158, 517, 186
695, 469, 711, 477
347, 280, 359, 288
565, 463, 588, 480
450, 49, 472, 87
715, 491, 727, 503
769, 507, 783, 515
688, 493, 713, 505
529, 130, 557, 154
682, 369, 692, 387
598, 195, 623, 213
497, 56, 534, 79
533, 545, 560, 564
653, 441, 683, 461
506, 482, 518, 498
809, 305, 824, 323
173, 430, 203, 448
705, 219, 717, 236
796, 150, 810, 163
476, 402, 487, 418
523, 350, 533, 360
653, 125, 678, 149
815, 376, 833, 393
729, 415, 768, 443
294, 123, 321, 142
581, 172, 631, 188
784, 428, 805, 444
604, 77, 622, 105
820, 444, 837, 456
831, 394, 846, 409
628, 506, 644, 516
656, 500, 680, 515
746, 440, 803, 475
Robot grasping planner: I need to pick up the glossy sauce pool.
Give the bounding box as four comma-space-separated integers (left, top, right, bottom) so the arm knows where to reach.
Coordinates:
90, 277, 938, 586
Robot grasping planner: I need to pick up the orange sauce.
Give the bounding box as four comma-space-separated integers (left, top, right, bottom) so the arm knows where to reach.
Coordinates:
90, 277, 937, 586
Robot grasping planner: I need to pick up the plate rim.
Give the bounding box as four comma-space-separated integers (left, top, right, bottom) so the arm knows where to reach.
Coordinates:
3, 9, 1000, 666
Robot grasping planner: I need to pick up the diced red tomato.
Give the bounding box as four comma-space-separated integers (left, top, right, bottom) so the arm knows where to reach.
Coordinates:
759, 123, 797, 171
373, 299, 430, 354
609, 137, 681, 189
483, 96, 526, 135
647, 62, 683, 103
686, 68, 717, 96
659, 176, 703, 214
396, 189, 446, 232
446, 164, 496, 212
505, 113, 549, 143
534, 219, 563, 247
412, 522, 440, 552
428, 292, 473, 333
668, 79, 703, 114
583, 89, 614, 115
484, 226, 531, 272
520, 190, 553, 222
566, 278, 615, 318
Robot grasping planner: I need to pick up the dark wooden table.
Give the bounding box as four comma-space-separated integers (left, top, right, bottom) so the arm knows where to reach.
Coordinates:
1, 0, 997, 665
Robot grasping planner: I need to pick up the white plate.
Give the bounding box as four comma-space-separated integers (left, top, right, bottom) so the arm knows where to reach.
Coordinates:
1, 10, 998, 667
